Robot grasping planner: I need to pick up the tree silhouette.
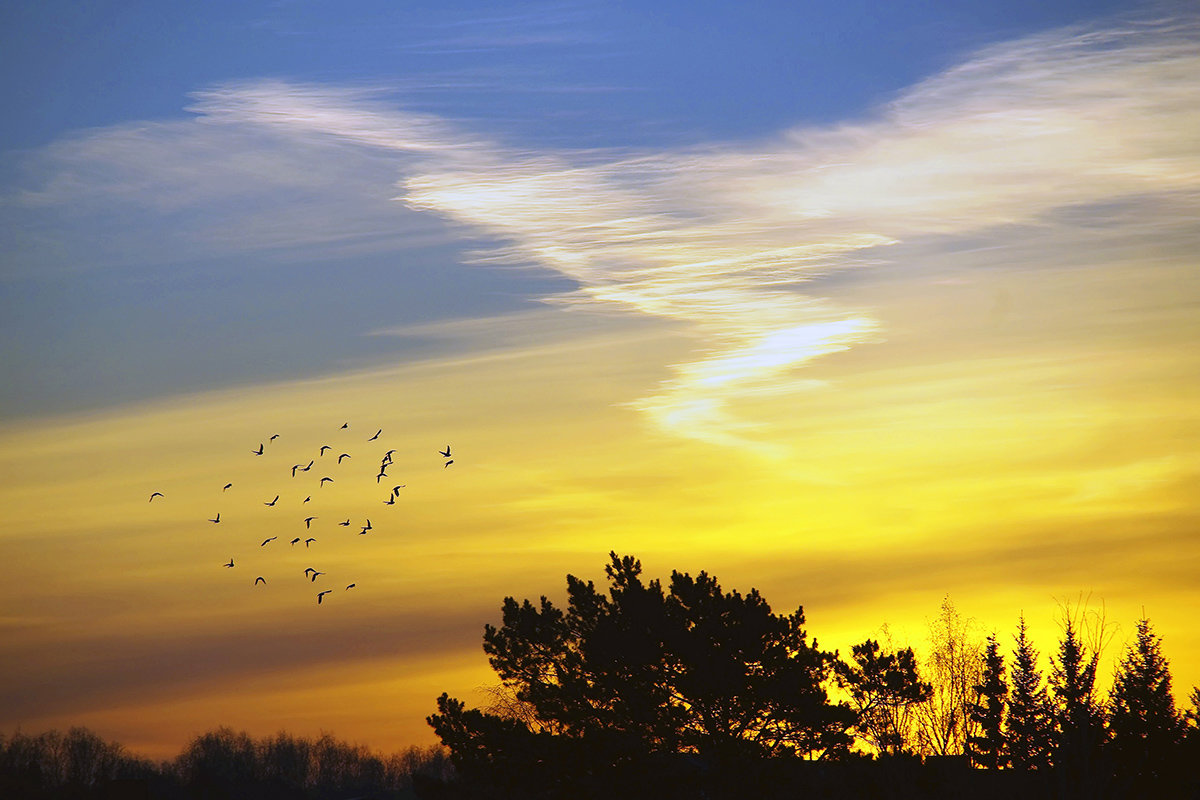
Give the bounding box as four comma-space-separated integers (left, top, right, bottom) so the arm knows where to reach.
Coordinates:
966, 633, 1007, 769
1006, 615, 1053, 770
837, 637, 931, 756
429, 552, 854, 793
1049, 614, 1105, 792
914, 595, 983, 756
1106, 618, 1182, 794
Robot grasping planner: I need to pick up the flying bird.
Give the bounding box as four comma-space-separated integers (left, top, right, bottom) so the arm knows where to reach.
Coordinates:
264, 495, 279, 506
255, 576, 266, 585
338, 519, 350, 527
224, 558, 234, 568
320, 477, 333, 486
303, 496, 311, 504
384, 449, 397, 458
304, 538, 316, 547
392, 485, 405, 496
290, 537, 301, 546
338, 453, 351, 463
209, 513, 221, 523
261, 536, 277, 546
310, 571, 324, 582
148, 492, 164, 502
364, 519, 372, 529
439, 445, 451, 458
304, 516, 317, 528
317, 590, 332, 604
345, 584, 356, 590
341, 422, 349, 429
223, 483, 233, 491
302, 460, 314, 471
444, 460, 454, 468
304, 567, 317, 577
358, 528, 371, 535
269, 434, 279, 441
319, 445, 331, 456
252, 443, 264, 455
383, 496, 395, 506
291, 464, 302, 477
376, 470, 387, 483
368, 429, 381, 441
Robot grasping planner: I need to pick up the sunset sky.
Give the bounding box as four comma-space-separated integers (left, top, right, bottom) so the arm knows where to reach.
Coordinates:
2, 1, 1198, 759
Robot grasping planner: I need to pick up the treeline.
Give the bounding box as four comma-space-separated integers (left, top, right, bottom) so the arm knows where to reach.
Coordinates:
424, 553, 1200, 799
0, 726, 451, 799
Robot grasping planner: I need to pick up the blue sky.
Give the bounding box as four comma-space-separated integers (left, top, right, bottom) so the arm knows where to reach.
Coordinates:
4, 1, 1138, 152
0, 0, 1153, 418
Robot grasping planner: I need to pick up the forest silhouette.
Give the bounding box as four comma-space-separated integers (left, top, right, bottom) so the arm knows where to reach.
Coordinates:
5, 552, 1198, 799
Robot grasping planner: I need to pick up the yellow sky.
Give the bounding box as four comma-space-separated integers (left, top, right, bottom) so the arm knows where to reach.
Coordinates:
3, 241, 1197, 758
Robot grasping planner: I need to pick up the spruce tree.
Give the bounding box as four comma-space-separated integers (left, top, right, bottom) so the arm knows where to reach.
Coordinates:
967, 634, 1008, 768
1006, 615, 1052, 770
1049, 616, 1104, 787
1107, 618, 1181, 786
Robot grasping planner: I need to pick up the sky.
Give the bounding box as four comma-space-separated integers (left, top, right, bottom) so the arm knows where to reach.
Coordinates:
1, 0, 1198, 760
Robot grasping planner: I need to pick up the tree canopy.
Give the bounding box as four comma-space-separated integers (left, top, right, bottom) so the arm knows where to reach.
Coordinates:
429, 552, 856, 787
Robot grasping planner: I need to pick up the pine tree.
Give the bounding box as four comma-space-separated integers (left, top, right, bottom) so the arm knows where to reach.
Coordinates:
1049, 615, 1104, 788
1107, 618, 1181, 787
1006, 616, 1052, 770
967, 633, 1007, 768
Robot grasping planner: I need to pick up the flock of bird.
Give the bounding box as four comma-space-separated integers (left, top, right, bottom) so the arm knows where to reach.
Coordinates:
148, 423, 455, 605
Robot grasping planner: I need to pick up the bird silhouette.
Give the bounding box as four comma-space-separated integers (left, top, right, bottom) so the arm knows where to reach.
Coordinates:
209, 513, 221, 524
384, 449, 397, 458
364, 519, 372, 529
319, 445, 331, 456
302, 460, 314, 471
223, 482, 233, 491
392, 485, 405, 496
383, 496, 395, 506
310, 571, 325, 582
149, 492, 164, 502
358, 528, 371, 535
290, 537, 301, 546
439, 445, 451, 458
320, 477, 333, 486
345, 583, 356, 590
317, 590, 332, 604
224, 558, 234, 568
291, 464, 302, 477
303, 496, 311, 504
261, 536, 277, 546
304, 516, 317, 528
304, 537, 316, 547
341, 422, 349, 429
252, 443, 264, 455
269, 434, 280, 441
444, 460, 454, 468
376, 470, 387, 483
368, 429, 381, 441
304, 567, 317, 577
255, 576, 266, 585
264, 495, 279, 506
338, 453, 351, 463
338, 519, 350, 527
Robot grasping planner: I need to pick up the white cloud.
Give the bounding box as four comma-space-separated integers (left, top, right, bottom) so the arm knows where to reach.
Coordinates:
7, 14, 1199, 448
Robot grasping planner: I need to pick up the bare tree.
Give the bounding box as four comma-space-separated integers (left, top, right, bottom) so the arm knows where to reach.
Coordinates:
914, 595, 984, 756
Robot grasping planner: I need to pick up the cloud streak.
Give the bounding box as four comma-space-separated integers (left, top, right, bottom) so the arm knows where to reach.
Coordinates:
12, 13, 1200, 449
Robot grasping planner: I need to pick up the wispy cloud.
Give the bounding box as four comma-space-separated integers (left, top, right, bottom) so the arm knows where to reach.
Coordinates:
10, 14, 1199, 448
